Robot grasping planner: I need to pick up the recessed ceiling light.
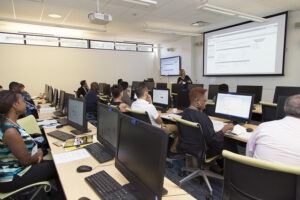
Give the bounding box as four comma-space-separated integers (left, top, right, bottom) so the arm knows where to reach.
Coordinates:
48, 14, 62, 19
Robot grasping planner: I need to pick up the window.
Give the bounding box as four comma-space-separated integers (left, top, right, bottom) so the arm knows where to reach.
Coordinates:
138, 44, 153, 52
60, 38, 88, 48
0, 33, 24, 44
26, 35, 59, 46
90, 40, 114, 50
115, 42, 136, 51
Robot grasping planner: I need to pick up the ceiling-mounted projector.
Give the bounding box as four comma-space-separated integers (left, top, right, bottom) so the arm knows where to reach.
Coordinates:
88, 12, 112, 25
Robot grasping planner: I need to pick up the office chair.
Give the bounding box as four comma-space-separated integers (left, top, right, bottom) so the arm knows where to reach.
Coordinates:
174, 117, 223, 198
0, 181, 51, 200
276, 96, 288, 120
222, 150, 300, 200
260, 101, 277, 122
125, 108, 151, 124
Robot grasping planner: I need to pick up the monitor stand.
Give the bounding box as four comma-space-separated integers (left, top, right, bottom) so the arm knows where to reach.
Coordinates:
70, 129, 91, 135
122, 183, 168, 198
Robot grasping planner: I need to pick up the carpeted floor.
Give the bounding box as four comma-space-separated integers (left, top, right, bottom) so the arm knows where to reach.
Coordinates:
165, 159, 224, 200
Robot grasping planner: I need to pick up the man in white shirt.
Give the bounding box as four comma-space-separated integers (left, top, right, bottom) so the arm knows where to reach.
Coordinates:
131, 83, 163, 128
246, 94, 300, 166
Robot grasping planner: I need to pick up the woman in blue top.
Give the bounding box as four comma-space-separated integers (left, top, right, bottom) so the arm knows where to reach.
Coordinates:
0, 90, 57, 192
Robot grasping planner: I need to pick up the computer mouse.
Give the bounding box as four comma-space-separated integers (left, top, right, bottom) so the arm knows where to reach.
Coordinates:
78, 197, 90, 200
246, 128, 253, 132
76, 165, 93, 173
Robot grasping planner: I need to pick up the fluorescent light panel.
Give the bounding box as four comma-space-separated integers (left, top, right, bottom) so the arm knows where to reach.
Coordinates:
122, 0, 157, 6
144, 28, 201, 37
198, 3, 266, 22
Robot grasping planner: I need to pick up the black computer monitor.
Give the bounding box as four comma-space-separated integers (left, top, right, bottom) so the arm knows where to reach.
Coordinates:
52, 88, 59, 107
67, 97, 89, 134
144, 81, 155, 92
130, 90, 138, 101
63, 93, 75, 116
156, 82, 167, 89
47, 86, 53, 103
57, 90, 65, 111
236, 85, 263, 104
273, 86, 300, 103
44, 84, 49, 98
215, 93, 254, 124
132, 81, 142, 91
103, 83, 111, 96
99, 83, 105, 94
115, 113, 168, 200
152, 88, 169, 110
97, 103, 119, 155
208, 84, 219, 100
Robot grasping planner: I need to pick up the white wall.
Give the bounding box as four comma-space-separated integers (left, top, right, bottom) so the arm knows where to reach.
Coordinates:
0, 44, 156, 96
193, 10, 300, 102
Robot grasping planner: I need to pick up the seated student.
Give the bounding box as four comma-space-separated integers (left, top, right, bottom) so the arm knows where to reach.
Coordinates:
213, 83, 229, 102
9, 82, 38, 118
19, 83, 32, 101
0, 90, 58, 192
246, 95, 300, 166
0, 85, 3, 91
85, 82, 99, 115
179, 87, 234, 158
76, 80, 89, 98
110, 84, 129, 112
120, 81, 132, 106
117, 78, 123, 85
131, 83, 177, 133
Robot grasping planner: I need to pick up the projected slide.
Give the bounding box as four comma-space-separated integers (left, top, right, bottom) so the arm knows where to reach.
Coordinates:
204, 13, 287, 76
160, 56, 181, 76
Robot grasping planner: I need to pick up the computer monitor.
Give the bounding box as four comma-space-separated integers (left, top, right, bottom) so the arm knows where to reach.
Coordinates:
132, 81, 142, 91
236, 85, 263, 104
67, 97, 89, 134
152, 89, 169, 109
208, 84, 219, 100
103, 83, 111, 96
144, 81, 155, 92
97, 103, 120, 155
215, 93, 254, 124
52, 88, 59, 107
63, 93, 75, 116
44, 84, 49, 98
99, 83, 105, 94
156, 82, 167, 90
130, 90, 138, 101
47, 86, 53, 103
115, 113, 168, 200
57, 90, 65, 111
273, 86, 300, 103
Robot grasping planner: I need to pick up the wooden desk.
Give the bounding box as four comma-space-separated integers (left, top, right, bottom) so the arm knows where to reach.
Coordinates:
43, 121, 195, 199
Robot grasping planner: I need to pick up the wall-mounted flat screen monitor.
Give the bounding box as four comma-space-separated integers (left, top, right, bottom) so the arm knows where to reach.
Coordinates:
160, 56, 181, 76
203, 12, 287, 76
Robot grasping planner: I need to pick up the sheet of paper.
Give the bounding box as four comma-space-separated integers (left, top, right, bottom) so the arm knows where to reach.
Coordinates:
211, 120, 225, 132
39, 107, 55, 114
53, 149, 91, 164
37, 119, 57, 126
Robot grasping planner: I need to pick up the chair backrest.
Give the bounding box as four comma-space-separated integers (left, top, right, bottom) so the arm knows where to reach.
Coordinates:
222, 150, 300, 200
260, 101, 277, 122
125, 108, 151, 124
174, 117, 207, 163
276, 96, 288, 120
17, 115, 42, 134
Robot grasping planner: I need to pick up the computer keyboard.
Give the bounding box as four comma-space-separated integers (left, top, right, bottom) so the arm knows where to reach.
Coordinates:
47, 130, 75, 141
85, 170, 137, 200
84, 143, 113, 163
